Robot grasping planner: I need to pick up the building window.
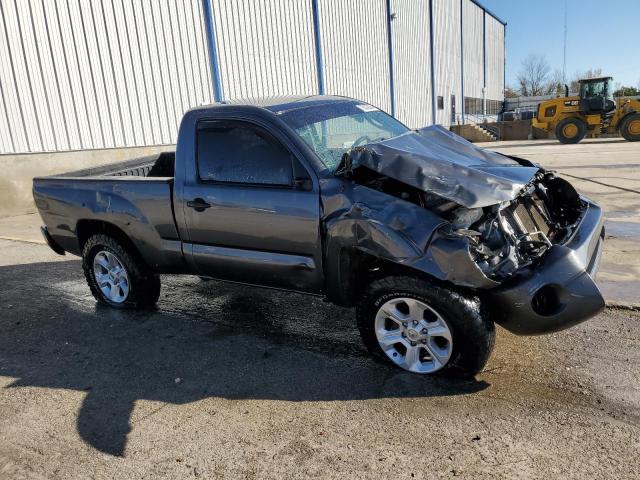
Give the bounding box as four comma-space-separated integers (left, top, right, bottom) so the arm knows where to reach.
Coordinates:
437, 96, 444, 110
463, 98, 504, 116
464, 97, 483, 115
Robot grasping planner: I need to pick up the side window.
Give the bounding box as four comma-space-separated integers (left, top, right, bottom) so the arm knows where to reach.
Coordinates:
197, 121, 294, 186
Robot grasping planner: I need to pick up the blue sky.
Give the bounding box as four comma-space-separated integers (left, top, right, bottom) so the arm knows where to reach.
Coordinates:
480, 0, 639, 89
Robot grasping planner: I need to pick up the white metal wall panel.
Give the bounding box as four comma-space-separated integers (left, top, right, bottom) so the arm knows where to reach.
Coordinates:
318, 0, 391, 113
0, 0, 214, 154
461, 0, 483, 100
485, 14, 504, 101
390, 0, 432, 128
433, 0, 461, 126
212, 0, 318, 100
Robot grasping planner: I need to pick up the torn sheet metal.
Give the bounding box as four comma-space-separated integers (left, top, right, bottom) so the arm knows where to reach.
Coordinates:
344, 125, 540, 208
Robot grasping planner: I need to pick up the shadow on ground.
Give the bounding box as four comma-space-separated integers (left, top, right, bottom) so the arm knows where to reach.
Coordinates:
0, 260, 489, 456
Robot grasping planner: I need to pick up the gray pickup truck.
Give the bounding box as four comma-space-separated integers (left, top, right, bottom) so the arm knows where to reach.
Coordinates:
33, 95, 605, 377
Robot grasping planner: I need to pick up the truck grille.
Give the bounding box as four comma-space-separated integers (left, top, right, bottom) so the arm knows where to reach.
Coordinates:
508, 196, 552, 237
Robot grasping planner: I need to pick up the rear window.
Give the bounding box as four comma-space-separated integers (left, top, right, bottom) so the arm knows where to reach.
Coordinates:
197, 121, 294, 186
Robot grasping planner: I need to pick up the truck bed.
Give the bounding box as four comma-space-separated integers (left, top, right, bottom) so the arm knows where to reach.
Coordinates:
50, 151, 176, 179
33, 151, 182, 270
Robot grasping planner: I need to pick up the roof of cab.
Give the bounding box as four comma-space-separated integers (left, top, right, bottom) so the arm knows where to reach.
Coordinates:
190, 95, 358, 115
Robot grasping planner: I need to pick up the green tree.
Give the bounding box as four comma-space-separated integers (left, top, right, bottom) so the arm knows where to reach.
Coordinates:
613, 86, 640, 97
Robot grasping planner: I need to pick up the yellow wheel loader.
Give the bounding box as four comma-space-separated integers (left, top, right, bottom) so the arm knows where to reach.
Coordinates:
532, 76, 640, 144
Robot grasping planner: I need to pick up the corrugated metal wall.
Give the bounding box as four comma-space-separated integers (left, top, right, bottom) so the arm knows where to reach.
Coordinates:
433, 0, 461, 126
317, 0, 391, 113
485, 13, 504, 101
461, 0, 484, 101
0, 0, 505, 154
390, 0, 432, 128
212, 0, 318, 100
0, 0, 213, 154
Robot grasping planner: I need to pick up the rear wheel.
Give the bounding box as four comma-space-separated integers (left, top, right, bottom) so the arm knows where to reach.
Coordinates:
620, 113, 640, 141
556, 118, 587, 144
82, 234, 160, 309
356, 276, 495, 377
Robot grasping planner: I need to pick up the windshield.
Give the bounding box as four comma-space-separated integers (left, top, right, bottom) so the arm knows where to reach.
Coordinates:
279, 101, 409, 171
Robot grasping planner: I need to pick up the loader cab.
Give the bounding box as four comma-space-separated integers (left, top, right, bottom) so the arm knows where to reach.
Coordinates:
579, 77, 616, 115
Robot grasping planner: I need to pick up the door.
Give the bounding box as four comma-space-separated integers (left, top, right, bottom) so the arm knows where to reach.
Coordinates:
182, 119, 322, 292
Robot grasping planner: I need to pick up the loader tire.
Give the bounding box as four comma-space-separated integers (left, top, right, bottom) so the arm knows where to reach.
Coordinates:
556, 118, 586, 144
620, 113, 640, 142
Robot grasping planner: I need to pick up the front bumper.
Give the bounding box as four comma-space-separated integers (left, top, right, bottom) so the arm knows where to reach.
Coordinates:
490, 200, 605, 335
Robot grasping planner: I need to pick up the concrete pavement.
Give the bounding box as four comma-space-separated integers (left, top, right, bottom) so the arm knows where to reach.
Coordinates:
0, 238, 638, 479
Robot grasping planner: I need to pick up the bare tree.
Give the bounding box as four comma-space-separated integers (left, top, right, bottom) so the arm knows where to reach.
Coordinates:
547, 69, 566, 96
517, 54, 551, 96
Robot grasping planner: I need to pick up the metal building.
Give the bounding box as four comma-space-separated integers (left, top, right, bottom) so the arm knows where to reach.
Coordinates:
0, 0, 505, 154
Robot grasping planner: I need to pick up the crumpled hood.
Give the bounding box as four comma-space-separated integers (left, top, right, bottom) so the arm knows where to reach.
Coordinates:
345, 125, 540, 208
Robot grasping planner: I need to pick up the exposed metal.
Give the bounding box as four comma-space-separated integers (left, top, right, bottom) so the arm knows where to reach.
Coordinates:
375, 297, 453, 373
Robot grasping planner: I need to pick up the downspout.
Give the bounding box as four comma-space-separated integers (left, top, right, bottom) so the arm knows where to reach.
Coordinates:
311, 0, 325, 95
460, 0, 465, 124
428, 0, 436, 125
482, 9, 486, 121
503, 22, 507, 119
202, 0, 223, 102
385, 0, 396, 116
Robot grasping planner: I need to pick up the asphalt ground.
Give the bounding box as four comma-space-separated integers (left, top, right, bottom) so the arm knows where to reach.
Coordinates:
0, 239, 639, 479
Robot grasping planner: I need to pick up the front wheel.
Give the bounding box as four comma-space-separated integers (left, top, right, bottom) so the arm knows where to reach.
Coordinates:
356, 276, 494, 377
82, 234, 160, 309
555, 118, 587, 144
620, 113, 640, 141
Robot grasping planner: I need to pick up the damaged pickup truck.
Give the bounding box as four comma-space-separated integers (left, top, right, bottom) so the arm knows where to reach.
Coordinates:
33, 96, 605, 376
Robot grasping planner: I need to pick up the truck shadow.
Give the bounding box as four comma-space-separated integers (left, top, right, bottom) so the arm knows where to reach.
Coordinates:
0, 260, 489, 457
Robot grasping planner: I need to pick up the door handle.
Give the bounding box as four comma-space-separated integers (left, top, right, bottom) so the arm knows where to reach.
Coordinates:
186, 198, 211, 212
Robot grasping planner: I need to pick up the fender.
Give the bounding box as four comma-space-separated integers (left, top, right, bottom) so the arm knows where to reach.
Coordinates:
320, 181, 497, 305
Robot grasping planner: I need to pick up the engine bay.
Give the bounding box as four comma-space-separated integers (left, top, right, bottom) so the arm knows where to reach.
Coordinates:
350, 166, 586, 281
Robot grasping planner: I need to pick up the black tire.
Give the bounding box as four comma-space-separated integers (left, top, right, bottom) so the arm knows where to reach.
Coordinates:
555, 117, 587, 144
619, 113, 640, 141
82, 234, 160, 309
356, 276, 494, 377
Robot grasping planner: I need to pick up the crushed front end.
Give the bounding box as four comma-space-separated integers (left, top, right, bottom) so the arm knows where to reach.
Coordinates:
339, 127, 605, 335
442, 172, 605, 335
